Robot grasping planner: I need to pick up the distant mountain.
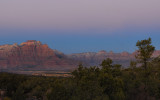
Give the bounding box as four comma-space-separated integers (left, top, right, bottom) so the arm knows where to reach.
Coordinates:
68, 50, 134, 67
68, 50, 160, 67
0, 40, 77, 71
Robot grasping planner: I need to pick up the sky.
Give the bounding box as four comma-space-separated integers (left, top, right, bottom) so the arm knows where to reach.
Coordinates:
0, 0, 160, 54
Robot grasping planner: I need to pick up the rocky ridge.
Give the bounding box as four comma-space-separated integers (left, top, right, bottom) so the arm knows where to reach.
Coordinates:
68, 50, 160, 67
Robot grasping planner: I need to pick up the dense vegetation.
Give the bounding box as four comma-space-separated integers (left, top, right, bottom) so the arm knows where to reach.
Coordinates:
1, 38, 160, 100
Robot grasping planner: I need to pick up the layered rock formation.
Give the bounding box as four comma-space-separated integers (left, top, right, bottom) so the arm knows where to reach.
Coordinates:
0, 40, 76, 70
1, 40, 160, 70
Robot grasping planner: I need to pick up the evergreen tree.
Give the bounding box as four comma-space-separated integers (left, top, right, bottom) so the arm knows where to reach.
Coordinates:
136, 37, 155, 70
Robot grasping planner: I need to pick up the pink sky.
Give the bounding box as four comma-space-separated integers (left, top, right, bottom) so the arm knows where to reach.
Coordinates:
0, 0, 160, 33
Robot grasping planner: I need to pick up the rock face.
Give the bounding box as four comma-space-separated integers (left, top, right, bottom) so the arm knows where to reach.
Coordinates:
68, 50, 160, 67
0, 40, 76, 70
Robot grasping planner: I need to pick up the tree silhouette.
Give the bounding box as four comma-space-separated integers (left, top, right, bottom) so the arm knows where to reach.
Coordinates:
136, 37, 155, 100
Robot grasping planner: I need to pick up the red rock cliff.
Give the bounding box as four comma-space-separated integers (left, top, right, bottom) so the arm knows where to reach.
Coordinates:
0, 40, 76, 70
